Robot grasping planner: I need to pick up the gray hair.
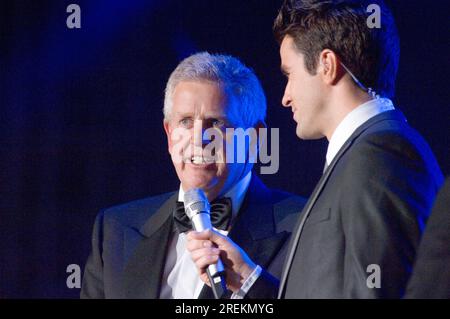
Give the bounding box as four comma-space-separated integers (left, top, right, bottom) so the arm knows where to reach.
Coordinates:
163, 52, 266, 127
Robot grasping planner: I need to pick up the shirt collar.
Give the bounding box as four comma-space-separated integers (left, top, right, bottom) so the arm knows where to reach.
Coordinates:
326, 98, 395, 166
178, 171, 252, 220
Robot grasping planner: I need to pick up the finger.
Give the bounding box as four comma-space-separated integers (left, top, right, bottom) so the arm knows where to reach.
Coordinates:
190, 247, 220, 263
207, 229, 232, 248
186, 239, 214, 252
186, 229, 212, 241
194, 254, 219, 271
188, 229, 230, 248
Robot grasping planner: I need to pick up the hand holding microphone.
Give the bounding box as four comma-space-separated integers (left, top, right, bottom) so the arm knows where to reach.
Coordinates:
184, 188, 257, 297
183, 188, 228, 298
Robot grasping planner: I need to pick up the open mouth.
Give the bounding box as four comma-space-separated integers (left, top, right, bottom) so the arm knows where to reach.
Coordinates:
183, 156, 216, 165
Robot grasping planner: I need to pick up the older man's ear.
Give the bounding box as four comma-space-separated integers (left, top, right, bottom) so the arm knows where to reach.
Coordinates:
163, 120, 172, 154
255, 120, 267, 151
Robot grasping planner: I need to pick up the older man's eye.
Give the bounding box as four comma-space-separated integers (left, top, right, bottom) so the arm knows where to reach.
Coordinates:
212, 119, 225, 128
179, 118, 193, 127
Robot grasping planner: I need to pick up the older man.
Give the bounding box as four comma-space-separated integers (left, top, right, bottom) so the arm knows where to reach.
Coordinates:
80, 52, 306, 298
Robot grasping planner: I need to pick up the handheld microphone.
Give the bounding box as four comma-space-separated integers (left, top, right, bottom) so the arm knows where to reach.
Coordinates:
184, 188, 228, 299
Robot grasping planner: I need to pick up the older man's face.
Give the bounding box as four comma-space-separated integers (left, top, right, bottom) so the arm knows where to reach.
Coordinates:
163, 81, 249, 201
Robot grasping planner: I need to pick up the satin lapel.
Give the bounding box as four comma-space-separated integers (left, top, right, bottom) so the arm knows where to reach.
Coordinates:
231, 175, 289, 267
122, 193, 177, 298
278, 110, 407, 298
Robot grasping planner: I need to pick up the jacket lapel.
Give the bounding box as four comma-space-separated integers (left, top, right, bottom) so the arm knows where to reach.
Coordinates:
230, 175, 289, 268
122, 193, 177, 298
278, 110, 407, 298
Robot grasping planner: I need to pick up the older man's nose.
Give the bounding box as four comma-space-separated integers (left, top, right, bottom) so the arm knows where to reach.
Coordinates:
192, 120, 210, 146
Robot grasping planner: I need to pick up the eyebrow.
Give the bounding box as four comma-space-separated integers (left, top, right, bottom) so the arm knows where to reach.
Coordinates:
175, 112, 228, 120
174, 111, 193, 118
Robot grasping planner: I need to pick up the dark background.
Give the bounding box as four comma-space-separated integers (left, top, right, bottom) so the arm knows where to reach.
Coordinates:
0, 0, 448, 298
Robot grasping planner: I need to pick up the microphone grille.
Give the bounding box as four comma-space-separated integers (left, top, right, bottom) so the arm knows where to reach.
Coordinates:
184, 188, 207, 205
183, 188, 210, 219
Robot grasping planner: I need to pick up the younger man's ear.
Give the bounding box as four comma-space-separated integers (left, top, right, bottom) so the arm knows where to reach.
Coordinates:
319, 49, 340, 85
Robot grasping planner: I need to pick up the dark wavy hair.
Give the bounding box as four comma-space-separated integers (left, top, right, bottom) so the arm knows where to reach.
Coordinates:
274, 0, 400, 98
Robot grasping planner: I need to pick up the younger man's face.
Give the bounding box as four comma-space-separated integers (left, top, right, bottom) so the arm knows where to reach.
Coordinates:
280, 36, 327, 140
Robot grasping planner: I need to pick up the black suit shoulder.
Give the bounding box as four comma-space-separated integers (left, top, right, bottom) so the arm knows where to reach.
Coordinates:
100, 192, 175, 230
351, 118, 437, 168
335, 121, 437, 194
339, 121, 443, 209
81, 192, 175, 299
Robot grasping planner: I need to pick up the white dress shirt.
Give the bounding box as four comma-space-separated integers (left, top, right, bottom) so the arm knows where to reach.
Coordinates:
159, 171, 252, 299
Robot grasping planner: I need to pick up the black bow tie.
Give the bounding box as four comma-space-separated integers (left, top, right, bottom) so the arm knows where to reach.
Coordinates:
173, 197, 232, 233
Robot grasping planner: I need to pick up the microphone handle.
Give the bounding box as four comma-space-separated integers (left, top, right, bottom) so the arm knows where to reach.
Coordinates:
191, 212, 228, 298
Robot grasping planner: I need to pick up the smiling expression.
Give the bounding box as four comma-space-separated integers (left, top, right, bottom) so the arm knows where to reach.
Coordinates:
164, 81, 251, 200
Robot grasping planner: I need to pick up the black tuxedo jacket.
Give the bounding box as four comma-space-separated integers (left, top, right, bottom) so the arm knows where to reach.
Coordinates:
81, 175, 306, 298
249, 110, 443, 299
405, 176, 450, 299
